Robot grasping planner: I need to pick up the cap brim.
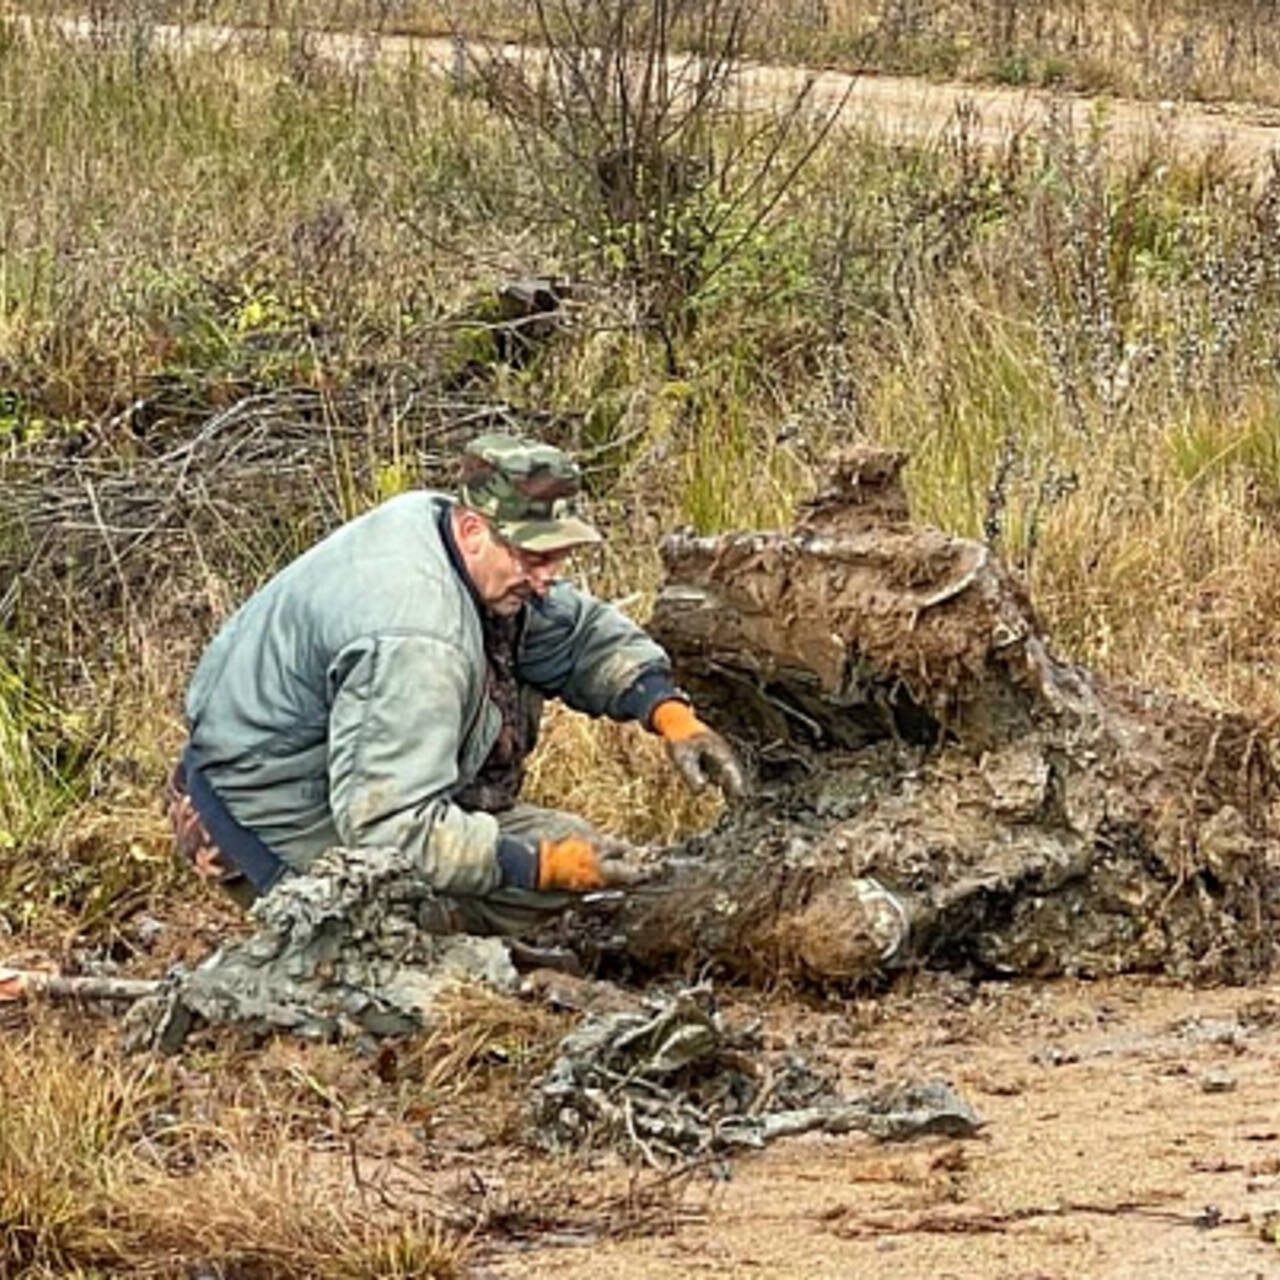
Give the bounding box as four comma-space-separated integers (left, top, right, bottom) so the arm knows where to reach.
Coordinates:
499, 515, 603, 553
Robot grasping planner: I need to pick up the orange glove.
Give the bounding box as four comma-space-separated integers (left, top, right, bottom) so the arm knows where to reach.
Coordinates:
652, 700, 745, 798
537, 835, 606, 892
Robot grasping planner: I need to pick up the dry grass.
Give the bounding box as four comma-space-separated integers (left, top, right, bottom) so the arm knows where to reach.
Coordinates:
0, 991, 576, 1276
0, 1027, 463, 1277
750, 0, 1280, 103
836, 125, 1280, 716
0, 986, 679, 1276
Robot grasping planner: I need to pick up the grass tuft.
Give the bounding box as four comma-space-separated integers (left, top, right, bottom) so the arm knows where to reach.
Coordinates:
0, 1023, 468, 1278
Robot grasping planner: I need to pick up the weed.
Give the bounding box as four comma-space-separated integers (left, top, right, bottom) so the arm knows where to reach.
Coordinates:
0, 645, 94, 854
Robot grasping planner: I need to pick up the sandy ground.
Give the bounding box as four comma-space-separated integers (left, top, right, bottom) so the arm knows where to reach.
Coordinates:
24, 13, 1280, 177
486, 975, 1280, 1279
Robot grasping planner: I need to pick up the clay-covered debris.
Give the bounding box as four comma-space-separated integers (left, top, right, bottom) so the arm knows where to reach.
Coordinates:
534, 984, 982, 1163
123, 844, 517, 1052
595, 446, 1279, 988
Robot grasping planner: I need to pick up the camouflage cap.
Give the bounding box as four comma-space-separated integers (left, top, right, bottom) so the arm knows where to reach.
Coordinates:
459, 433, 603, 553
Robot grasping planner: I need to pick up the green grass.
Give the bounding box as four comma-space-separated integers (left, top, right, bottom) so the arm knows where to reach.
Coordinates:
0, 648, 89, 851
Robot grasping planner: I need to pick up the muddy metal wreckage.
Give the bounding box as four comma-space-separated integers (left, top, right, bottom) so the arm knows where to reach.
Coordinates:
65, 447, 1271, 1052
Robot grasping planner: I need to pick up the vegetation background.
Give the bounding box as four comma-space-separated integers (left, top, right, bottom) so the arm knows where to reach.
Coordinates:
1, 0, 1279, 1272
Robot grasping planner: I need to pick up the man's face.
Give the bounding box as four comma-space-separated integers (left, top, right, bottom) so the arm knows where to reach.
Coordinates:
456, 509, 573, 615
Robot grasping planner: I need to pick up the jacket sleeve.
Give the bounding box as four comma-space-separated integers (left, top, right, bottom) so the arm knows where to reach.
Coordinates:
327, 632, 502, 897
518, 581, 677, 721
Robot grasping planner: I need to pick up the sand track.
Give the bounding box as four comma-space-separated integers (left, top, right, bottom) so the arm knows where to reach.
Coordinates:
21, 11, 1280, 175
492, 975, 1280, 1279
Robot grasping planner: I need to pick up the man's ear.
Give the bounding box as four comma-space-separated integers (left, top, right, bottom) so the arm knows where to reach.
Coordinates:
453, 505, 488, 551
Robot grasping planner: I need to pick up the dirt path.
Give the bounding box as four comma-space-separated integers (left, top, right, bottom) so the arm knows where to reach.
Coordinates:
491, 975, 1280, 1279
27, 13, 1280, 176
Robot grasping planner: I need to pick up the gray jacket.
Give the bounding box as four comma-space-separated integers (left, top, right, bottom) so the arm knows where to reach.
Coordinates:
184, 491, 673, 895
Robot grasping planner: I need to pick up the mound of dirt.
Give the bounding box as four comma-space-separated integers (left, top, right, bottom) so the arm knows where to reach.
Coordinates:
598, 447, 1279, 987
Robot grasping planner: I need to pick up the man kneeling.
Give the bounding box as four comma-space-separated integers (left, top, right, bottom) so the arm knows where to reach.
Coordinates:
167, 433, 742, 937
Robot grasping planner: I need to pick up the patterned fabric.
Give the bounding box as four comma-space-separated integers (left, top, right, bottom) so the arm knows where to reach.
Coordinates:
452, 611, 532, 813
459, 432, 602, 551
165, 762, 233, 882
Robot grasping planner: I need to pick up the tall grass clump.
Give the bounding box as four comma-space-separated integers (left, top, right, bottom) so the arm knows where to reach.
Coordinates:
0, 1027, 467, 1277
0, 642, 96, 854
793, 113, 1280, 713
0, 21, 537, 420
747, 0, 1280, 102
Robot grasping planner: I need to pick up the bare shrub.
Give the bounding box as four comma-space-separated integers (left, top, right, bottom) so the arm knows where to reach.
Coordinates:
454, 0, 849, 362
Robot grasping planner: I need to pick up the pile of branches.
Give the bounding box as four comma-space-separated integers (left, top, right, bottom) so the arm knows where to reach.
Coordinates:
0, 381, 572, 642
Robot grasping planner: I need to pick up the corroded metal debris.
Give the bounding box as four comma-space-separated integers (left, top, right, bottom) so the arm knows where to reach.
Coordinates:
595, 446, 1280, 987
123, 845, 516, 1052
535, 985, 982, 1163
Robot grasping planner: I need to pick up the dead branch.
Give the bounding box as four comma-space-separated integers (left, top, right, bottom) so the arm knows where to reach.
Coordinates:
0, 967, 161, 1003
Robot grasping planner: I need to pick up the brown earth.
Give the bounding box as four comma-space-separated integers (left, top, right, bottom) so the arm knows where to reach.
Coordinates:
489, 974, 1280, 1280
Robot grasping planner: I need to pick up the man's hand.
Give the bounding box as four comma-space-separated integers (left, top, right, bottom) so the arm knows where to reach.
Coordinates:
652, 700, 745, 799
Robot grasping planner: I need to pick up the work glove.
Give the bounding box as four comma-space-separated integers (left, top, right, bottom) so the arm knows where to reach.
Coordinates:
537, 835, 606, 892
652, 699, 745, 799
535, 835, 653, 892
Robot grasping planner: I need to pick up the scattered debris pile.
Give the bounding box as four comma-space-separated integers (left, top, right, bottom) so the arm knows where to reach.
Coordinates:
122, 845, 517, 1052
534, 985, 982, 1164
600, 446, 1279, 986
69, 444, 1280, 1058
